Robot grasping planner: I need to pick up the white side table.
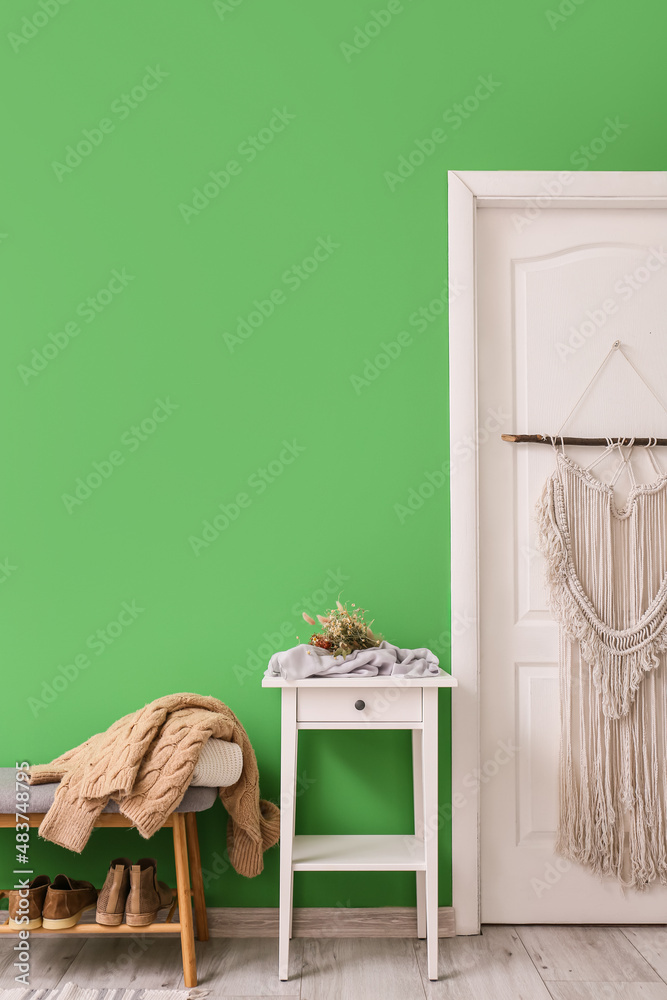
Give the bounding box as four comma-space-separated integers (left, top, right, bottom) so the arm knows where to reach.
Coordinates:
262, 672, 457, 981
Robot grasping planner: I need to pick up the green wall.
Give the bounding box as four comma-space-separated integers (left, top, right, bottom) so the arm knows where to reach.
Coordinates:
0, 0, 661, 909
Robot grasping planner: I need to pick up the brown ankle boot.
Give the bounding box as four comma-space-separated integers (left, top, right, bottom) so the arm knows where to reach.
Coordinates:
125, 857, 172, 926
8, 875, 50, 929
96, 857, 132, 926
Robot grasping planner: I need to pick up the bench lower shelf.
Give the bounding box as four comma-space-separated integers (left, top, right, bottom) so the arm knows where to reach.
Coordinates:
0, 886, 188, 934
0, 920, 183, 934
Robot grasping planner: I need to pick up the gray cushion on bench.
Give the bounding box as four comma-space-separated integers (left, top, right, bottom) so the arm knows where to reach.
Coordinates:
0, 768, 217, 815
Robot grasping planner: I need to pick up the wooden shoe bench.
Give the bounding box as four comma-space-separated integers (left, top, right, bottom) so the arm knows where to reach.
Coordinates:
0, 774, 215, 989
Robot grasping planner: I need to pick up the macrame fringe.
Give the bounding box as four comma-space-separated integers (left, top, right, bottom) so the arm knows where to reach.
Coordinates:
536, 479, 667, 721
535, 456, 667, 888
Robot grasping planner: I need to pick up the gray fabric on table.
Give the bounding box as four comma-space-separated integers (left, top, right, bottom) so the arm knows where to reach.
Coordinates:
0, 768, 217, 815
266, 640, 440, 679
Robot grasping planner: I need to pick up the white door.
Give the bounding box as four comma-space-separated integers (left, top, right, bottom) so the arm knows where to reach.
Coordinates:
474, 203, 667, 922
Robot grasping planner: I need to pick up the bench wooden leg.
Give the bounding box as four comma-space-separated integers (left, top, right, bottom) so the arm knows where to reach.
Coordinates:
185, 812, 209, 942
173, 813, 197, 988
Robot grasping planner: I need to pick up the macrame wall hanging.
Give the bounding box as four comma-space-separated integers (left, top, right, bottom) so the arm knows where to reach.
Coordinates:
506, 340, 667, 888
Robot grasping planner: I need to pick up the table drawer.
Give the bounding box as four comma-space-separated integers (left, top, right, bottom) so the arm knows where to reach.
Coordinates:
297, 686, 422, 723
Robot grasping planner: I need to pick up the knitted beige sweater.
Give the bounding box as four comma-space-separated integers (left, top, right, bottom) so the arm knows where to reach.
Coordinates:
29, 693, 280, 878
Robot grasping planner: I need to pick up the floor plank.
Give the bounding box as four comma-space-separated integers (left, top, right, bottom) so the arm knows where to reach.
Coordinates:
622, 928, 667, 982
193, 937, 303, 994
300, 938, 426, 1000
2, 924, 665, 996
414, 926, 552, 999
60, 935, 185, 989
547, 984, 667, 999
0, 936, 86, 989
517, 927, 660, 983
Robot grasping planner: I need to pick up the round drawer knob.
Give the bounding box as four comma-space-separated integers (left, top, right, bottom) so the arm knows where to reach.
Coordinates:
354, 699, 366, 711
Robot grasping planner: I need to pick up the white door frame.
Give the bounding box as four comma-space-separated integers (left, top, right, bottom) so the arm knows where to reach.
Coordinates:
448, 169, 667, 935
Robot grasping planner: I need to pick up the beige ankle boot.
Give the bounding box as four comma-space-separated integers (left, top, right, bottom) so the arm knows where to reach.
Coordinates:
96, 857, 132, 925
125, 857, 172, 926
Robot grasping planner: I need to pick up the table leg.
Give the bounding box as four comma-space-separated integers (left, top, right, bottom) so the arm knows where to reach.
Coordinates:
290, 716, 299, 941
412, 727, 426, 939
279, 687, 298, 981
423, 687, 439, 981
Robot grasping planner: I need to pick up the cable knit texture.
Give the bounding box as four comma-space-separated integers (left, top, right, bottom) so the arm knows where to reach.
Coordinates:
191, 739, 244, 787
29, 693, 280, 877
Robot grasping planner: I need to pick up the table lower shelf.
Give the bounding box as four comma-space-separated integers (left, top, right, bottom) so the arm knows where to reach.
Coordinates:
291, 834, 425, 871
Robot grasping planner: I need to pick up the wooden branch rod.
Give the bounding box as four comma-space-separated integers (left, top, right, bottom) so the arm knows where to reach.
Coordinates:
502, 434, 667, 446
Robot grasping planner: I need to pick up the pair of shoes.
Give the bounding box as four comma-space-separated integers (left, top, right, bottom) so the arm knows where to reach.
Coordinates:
96, 857, 172, 926
8, 874, 97, 930
6, 859, 171, 930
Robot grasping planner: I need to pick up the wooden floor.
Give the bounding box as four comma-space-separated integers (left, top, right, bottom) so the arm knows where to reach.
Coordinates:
3, 926, 667, 998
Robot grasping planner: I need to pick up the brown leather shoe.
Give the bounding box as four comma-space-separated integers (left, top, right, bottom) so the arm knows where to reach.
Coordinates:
8, 875, 50, 929
125, 857, 172, 926
42, 874, 98, 929
96, 857, 132, 926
